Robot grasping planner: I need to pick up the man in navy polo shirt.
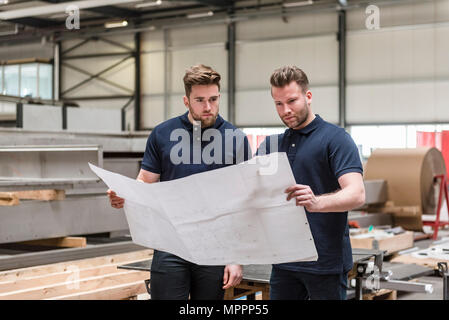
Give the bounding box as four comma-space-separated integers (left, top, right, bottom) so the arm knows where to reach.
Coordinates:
258, 66, 365, 300
107, 64, 251, 299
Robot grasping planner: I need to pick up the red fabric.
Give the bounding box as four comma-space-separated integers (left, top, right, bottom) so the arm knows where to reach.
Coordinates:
442, 131, 449, 177
436, 132, 443, 151
256, 135, 267, 149
416, 131, 435, 148
246, 134, 254, 154
416, 131, 448, 176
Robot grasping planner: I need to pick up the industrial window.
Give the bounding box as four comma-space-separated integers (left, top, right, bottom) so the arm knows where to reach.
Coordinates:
3, 64, 19, 96
1, 62, 52, 100
38, 63, 53, 100
20, 63, 37, 97
349, 124, 449, 161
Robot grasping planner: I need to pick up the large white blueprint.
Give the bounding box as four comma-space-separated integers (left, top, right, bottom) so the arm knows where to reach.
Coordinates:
89, 152, 317, 265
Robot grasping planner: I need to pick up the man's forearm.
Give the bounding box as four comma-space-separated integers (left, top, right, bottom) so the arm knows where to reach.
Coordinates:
314, 187, 365, 213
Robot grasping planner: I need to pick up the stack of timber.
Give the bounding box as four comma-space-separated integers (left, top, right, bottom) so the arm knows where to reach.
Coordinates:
0, 249, 153, 300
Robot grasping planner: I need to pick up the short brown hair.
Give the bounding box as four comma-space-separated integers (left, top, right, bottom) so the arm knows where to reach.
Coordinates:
183, 64, 221, 98
270, 66, 309, 93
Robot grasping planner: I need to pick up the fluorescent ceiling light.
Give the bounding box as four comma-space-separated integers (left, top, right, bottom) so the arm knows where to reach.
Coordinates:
0, 0, 141, 20
105, 20, 128, 28
282, 0, 313, 8
187, 11, 213, 19
135, 0, 162, 8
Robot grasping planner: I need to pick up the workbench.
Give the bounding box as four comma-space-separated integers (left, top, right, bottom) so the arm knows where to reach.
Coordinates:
117, 248, 387, 300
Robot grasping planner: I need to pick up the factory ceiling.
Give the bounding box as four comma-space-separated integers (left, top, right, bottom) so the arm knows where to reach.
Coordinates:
0, 0, 422, 43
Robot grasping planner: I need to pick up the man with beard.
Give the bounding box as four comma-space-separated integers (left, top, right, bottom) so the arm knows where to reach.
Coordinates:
257, 66, 365, 300
107, 64, 251, 299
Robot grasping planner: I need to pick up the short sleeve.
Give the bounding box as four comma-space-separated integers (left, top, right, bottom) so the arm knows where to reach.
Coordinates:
328, 129, 363, 179
141, 129, 162, 174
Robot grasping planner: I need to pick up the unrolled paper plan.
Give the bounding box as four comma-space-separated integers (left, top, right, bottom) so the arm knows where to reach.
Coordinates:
89, 152, 317, 265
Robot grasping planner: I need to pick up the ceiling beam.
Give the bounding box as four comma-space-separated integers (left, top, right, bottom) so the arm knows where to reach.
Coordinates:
0, 0, 141, 20
8, 17, 61, 28
194, 0, 234, 8
43, 0, 141, 18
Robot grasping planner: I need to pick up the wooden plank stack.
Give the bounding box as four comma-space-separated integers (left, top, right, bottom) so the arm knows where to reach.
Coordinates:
0, 249, 153, 300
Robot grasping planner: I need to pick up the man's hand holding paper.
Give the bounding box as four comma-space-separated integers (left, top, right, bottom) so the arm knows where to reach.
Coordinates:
90, 152, 317, 266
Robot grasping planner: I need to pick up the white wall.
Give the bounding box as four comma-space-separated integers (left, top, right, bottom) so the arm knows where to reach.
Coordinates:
141, 24, 228, 129
235, 12, 339, 126
346, 0, 449, 124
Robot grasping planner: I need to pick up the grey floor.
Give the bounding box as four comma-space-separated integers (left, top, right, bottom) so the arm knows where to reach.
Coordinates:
384, 228, 449, 300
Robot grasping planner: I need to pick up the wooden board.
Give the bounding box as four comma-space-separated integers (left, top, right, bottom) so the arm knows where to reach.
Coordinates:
350, 231, 414, 254
12, 190, 65, 201
0, 270, 150, 300
3, 58, 52, 65
47, 281, 147, 300
18, 237, 87, 248
0, 190, 65, 206
363, 289, 397, 300
0, 258, 151, 293
0, 249, 153, 282
390, 254, 445, 270
0, 248, 153, 300
0, 192, 19, 206
225, 281, 270, 300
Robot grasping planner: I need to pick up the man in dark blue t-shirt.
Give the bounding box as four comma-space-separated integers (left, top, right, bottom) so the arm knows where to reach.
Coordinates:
107, 64, 251, 300
257, 66, 365, 300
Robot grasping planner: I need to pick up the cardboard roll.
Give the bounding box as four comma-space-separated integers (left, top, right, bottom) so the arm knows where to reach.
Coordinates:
364, 147, 446, 231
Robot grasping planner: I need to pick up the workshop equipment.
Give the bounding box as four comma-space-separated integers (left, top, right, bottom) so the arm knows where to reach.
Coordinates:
350, 227, 414, 254
437, 262, 449, 300
0, 145, 126, 244
422, 175, 449, 239
364, 147, 447, 231
118, 249, 435, 300
351, 249, 433, 300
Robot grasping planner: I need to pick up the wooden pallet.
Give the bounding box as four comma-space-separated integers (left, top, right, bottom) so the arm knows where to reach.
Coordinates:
363, 289, 397, 300
0, 249, 153, 300
17, 237, 87, 248
224, 281, 269, 300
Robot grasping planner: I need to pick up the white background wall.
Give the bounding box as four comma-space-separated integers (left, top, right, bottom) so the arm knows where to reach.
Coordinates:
235, 11, 339, 126
346, 0, 449, 124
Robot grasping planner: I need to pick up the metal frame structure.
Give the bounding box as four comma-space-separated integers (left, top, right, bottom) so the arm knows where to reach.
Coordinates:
338, 9, 346, 128
227, 20, 236, 125
0, 0, 432, 132
59, 36, 140, 130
